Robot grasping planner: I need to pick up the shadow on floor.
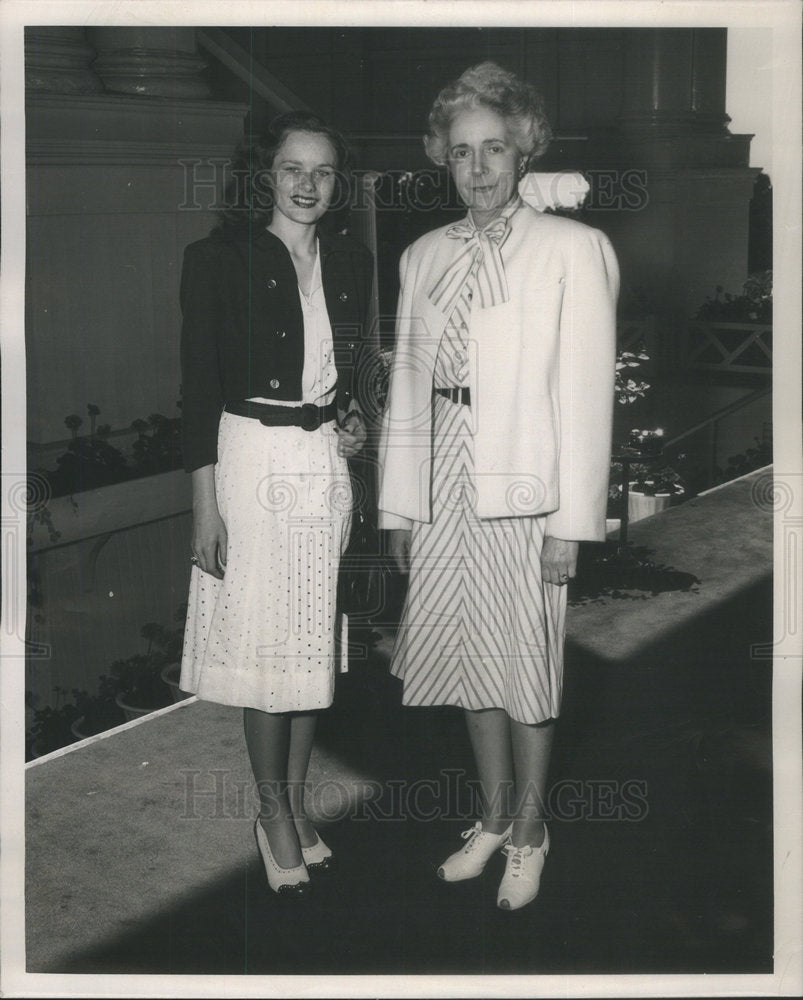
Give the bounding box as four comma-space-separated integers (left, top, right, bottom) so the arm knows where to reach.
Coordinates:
41, 573, 774, 976
46, 652, 772, 975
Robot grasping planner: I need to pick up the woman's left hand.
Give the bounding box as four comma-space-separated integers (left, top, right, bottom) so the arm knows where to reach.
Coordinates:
541, 535, 579, 586
335, 410, 367, 457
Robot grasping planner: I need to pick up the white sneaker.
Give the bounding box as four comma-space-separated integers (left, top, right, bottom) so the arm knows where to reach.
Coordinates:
437, 821, 513, 882
496, 825, 550, 910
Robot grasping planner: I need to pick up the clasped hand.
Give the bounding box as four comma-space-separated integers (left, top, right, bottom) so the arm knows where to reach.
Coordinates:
334, 411, 367, 458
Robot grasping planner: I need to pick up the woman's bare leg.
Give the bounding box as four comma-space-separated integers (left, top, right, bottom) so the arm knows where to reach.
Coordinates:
286, 712, 319, 848
243, 707, 302, 868
509, 717, 555, 847
464, 707, 515, 834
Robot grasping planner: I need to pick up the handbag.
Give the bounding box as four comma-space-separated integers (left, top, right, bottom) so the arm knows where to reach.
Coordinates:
337, 459, 394, 619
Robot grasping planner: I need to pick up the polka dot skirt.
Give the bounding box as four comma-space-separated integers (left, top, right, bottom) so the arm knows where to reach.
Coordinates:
179, 410, 352, 713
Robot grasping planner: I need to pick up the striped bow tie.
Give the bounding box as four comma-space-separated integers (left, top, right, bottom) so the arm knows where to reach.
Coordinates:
428, 216, 511, 315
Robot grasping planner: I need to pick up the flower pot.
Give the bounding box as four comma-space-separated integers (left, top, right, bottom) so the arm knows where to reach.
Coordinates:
628, 487, 672, 523
160, 662, 192, 704
70, 716, 91, 740
114, 691, 156, 723
70, 707, 125, 741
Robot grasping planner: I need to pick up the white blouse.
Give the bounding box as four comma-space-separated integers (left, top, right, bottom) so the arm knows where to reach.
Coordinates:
250, 242, 337, 407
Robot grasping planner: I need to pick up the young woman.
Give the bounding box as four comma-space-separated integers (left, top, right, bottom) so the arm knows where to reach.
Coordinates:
179, 112, 372, 897
378, 63, 619, 910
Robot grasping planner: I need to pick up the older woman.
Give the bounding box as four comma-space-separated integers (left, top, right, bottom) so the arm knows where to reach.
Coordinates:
378, 63, 619, 910
179, 112, 372, 897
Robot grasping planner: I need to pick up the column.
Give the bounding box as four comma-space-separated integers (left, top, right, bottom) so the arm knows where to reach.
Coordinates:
619, 28, 729, 136
25, 26, 104, 94
597, 27, 760, 361
87, 27, 211, 99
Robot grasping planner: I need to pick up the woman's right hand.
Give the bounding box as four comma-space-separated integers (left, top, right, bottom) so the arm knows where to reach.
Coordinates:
192, 506, 227, 579
191, 464, 227, 579
388, 528, 411, 574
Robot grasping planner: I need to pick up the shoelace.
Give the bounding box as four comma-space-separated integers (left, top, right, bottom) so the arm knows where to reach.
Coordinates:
459, 822, 484, 851
502, 842, 534, 878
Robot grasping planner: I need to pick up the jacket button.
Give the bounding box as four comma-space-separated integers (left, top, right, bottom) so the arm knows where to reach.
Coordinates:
276, 330, 286, 338
269, 378, 280, 389
267, 278, 277, 289
339, 291, 348, 301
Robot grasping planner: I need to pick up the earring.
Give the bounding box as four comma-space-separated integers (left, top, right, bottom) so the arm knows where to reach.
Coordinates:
518, 159, 527, 179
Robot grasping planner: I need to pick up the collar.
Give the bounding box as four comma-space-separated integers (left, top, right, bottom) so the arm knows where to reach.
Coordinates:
466, 193, 523, 233
228, 221, 344, 260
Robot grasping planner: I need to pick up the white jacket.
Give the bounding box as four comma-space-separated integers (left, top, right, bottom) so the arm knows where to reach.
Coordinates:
377, 204, 619, 541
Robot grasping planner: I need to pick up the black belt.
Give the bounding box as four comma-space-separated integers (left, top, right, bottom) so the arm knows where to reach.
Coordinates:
224, 399, 338, 431
435, 386, 471, 406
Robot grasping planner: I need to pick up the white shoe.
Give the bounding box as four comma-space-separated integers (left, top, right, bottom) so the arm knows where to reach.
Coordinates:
497, 825, 550, 911
301, 832, 335, 873
254, 820, 311, 898
437, 821, 513, 882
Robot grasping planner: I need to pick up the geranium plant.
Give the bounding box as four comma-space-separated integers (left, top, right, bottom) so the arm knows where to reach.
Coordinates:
111, 622, 178, 710
630, 461, 687, 497
26, 686, 79, 758
627, 427, 664, 455
615, 347, 650, 405
47, 404, 129, 495
695, 270, 772, 323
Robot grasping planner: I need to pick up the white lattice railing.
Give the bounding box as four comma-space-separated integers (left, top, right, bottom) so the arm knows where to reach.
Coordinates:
685, 321, 772, 374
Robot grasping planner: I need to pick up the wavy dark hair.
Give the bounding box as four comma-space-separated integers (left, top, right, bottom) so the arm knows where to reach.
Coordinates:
216, 111, 352, 231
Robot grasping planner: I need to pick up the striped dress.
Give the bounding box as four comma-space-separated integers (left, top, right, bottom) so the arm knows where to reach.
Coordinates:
390, 235, 567, 726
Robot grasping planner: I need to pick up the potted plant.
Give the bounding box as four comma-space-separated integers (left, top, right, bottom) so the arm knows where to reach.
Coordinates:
130, 407, 183, 476
45, 404, 131, 497
695, 270, 772, 323
687, 270, 772, 374
628, 461, 686, 523
32, 399, 184, 503
70, 676, 126, 740
111, 622, 175, 721
713, 434, 772, 487
26, 687, 79, 760
626, 427, 665, 455
606, 347, 651, 532
615, 347, 650, 406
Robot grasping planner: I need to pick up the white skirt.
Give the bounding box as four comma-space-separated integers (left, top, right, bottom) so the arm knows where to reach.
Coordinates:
180, 410, 352, 713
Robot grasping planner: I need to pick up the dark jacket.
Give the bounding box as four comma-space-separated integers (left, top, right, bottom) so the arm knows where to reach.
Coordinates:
180, 224, 374, 472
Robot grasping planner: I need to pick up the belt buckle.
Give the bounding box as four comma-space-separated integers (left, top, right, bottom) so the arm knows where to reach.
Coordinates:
299, 403, 320, 431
